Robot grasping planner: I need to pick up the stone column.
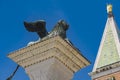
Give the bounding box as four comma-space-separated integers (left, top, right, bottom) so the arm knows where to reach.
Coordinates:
8, 36, 90, 80
26, 58, 73, 80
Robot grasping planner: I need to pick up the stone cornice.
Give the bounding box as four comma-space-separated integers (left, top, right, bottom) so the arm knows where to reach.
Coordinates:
8, 36, 90, 72
89, 61, 120, 79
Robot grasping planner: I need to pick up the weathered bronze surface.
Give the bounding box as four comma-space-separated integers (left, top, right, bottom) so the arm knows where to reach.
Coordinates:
24, 20, 69, 40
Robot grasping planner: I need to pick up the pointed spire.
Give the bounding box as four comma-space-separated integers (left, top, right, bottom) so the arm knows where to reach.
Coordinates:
92, 4, 120, 72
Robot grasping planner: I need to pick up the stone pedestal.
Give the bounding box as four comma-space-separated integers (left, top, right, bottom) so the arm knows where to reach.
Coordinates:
8, 36, 90, 80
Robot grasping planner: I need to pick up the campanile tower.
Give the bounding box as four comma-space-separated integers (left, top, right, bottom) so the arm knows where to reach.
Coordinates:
89, 4, 120, 80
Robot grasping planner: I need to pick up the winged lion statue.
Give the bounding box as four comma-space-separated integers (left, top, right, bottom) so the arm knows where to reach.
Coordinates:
24, 20, 69, 45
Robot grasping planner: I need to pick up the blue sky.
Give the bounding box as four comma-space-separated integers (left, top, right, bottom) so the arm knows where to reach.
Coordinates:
0, 0, 120, 80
